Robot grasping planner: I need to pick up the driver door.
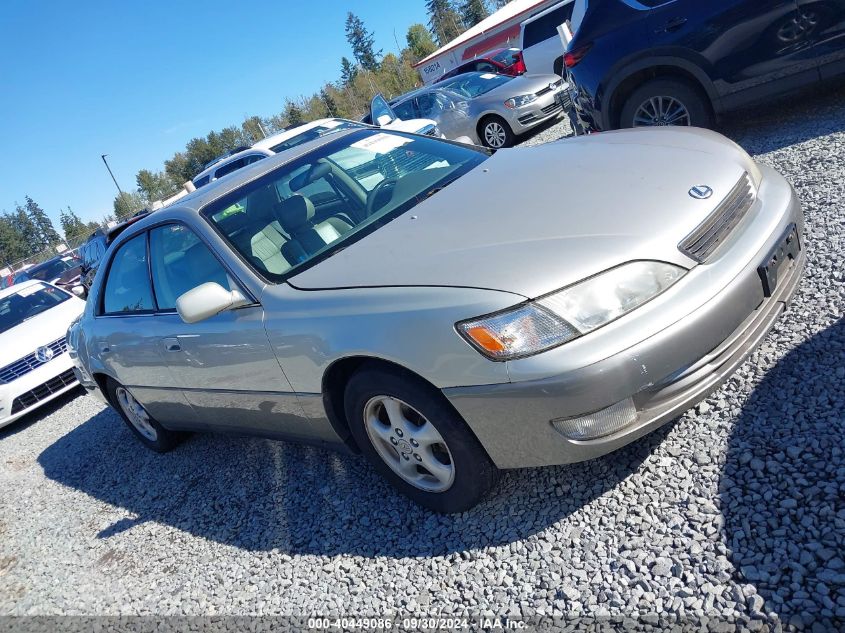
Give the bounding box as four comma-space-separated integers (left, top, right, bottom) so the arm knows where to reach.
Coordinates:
369, 93, 398, 127
147, 223, 309, 438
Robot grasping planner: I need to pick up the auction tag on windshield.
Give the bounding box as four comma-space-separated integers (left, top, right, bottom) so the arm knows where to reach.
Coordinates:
16, 283, 44, 297
351, 133, 412, 154
480, 73, 497, 79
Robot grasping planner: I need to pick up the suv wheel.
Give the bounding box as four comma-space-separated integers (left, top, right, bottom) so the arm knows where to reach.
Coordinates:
106, 378, 186, 452
344, 365, 498, 513
620, 78, 712, 129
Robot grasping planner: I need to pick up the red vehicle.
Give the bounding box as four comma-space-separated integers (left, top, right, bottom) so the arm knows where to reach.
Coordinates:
434, 48, 527, 84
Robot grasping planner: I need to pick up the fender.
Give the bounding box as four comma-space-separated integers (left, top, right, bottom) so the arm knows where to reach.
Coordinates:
599, 53, 722, 130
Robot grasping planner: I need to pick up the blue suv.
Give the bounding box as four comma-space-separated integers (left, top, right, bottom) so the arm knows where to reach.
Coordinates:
564, 0, 845, 132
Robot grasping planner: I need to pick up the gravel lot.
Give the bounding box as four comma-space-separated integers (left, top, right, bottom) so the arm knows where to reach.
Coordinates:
1, 86, 843, 629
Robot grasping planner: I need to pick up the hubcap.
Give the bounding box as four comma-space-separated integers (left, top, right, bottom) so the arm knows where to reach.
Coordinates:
484, 121, 507, 148
632, 96, 691, 127
116, 386, 157, 442
363, 396, 455, 492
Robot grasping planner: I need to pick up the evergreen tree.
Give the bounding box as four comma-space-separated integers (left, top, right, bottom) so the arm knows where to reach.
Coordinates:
406, 24, 438, 62
319, 87, 339, 117
461, 0, 490, 27
136, 170, 177, 202
12, 203, 42, 255
113, 192, 145, 219
426, 0, 464, 46
60, 207, 89, 242
344, 12, 382, 72
0, 215, 27, 264
340, 56, 358, 86
284, 100, 305, 127
24, 196, 60, 248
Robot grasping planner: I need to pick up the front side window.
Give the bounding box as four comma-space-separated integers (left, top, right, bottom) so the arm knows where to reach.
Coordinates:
392, 100, 418, 121
193, 175, 211, 188
204, 129, 488, 282
102, 234, 155, 315
149, 225, 232, 310
0, 284, 70, 334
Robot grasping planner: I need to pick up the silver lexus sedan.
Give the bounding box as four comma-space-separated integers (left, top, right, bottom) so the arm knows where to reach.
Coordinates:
69, 126, 805, 513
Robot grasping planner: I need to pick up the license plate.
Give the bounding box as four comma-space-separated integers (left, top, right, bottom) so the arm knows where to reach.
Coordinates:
555, 89, 573, 111
758, 223, 800, 297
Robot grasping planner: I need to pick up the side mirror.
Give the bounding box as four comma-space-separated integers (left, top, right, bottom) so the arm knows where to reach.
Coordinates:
176, 282, 249, 324
71, 285, 86, 297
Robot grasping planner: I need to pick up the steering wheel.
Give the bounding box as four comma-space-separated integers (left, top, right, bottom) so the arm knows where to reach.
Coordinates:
365, 178, 398, 216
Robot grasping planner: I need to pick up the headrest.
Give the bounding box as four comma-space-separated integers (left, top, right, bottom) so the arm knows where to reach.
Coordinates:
275, 195, 315, 232
245, 186, 279, 223
290, 162, 331, 192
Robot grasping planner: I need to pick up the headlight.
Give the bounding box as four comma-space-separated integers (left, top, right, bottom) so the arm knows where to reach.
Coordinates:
504, 94, 537, 109
457, 261, 686, 360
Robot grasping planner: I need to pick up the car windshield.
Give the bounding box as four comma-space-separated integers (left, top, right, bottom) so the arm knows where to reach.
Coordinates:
204, 129, 489, 282
22, 258, 75, 281
0, 284, 70, 334
440, 72, 511, 98
269, 121, 362, 154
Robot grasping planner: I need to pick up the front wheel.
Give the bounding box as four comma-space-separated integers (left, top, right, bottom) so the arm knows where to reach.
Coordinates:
479, 115, 515, 149
106, 378, 186, 452
619, 78, 712, 129
344, 365, 498, 513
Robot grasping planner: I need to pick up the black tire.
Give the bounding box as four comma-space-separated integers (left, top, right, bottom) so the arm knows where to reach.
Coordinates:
105, 378, 186, 453
344, 365, 499, 513
619, 78, 712, 129
478, 115, 515, 149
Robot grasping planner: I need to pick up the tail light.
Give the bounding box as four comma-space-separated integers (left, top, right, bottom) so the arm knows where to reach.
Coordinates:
513, 52, 527, 74
564, 42, 593, 69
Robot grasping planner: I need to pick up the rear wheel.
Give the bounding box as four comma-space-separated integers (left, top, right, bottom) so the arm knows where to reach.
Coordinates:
106, 378, 185, 452
620, 78, 712, 129
344, 365, 498, 513
479, 115, 515, 149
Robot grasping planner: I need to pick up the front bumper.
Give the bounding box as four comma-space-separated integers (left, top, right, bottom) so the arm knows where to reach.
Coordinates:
0, 353, 79, 429
507, 88, 566, 133
444, 168, 805, 468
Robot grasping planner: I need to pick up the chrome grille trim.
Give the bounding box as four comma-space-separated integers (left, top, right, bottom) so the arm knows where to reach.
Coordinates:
679, 173, 755, 263
0, 336, 68, 384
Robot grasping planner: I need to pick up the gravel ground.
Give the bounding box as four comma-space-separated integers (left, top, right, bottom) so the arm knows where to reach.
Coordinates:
1, 86, 843, 630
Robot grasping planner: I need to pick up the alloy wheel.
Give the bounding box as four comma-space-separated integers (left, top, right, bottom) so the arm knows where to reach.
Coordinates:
483, 121, 508, 148
116, 386, 157, 442
363, 395, 455, 492
632, 96, 691, 127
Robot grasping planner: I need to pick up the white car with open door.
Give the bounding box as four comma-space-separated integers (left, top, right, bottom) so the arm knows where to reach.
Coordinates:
366, 94, 444, 138
0, 281, 85, 428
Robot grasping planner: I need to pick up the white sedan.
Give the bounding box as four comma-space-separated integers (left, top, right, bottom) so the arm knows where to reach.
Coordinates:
0, 281, 84, 428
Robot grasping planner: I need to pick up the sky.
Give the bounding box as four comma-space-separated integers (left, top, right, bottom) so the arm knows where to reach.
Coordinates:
0, 0, 429, 226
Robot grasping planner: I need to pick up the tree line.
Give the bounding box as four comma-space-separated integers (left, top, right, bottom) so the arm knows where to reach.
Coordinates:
0, 197, 101, 268
114, 0, 512, 217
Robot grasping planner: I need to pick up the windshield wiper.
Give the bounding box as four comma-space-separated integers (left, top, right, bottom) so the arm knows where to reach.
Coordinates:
423, 175, 463, 200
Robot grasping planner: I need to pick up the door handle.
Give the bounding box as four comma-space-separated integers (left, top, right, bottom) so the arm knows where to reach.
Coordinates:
657, 17, 688, 33
162, 338, 182, 353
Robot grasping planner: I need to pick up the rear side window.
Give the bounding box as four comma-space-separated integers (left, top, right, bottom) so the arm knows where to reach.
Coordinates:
523, 4, 574, 48
102, 234, 155, 315
193, 175, 211, 188
214, 158, 247, 179
149, 225, 232, 311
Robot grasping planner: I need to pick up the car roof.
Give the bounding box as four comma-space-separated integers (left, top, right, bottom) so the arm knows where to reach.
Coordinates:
0, 279, 45, 300
124, 127, 369, 228
252, 118, 341, 151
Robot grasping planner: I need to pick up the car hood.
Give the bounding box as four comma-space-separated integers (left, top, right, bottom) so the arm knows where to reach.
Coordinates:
289, 127, 756, 298
0, 297, 85, 364
471, 73, 562, 102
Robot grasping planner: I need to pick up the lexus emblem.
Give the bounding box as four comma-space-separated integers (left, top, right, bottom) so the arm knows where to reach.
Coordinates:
35, 346, 54, 363
689, 185, 714, 200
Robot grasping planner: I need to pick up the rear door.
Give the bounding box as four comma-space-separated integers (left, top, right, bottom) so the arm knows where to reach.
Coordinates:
521, 1, 574, 74
794, 0, 845, 78
646, 0, 819, 108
